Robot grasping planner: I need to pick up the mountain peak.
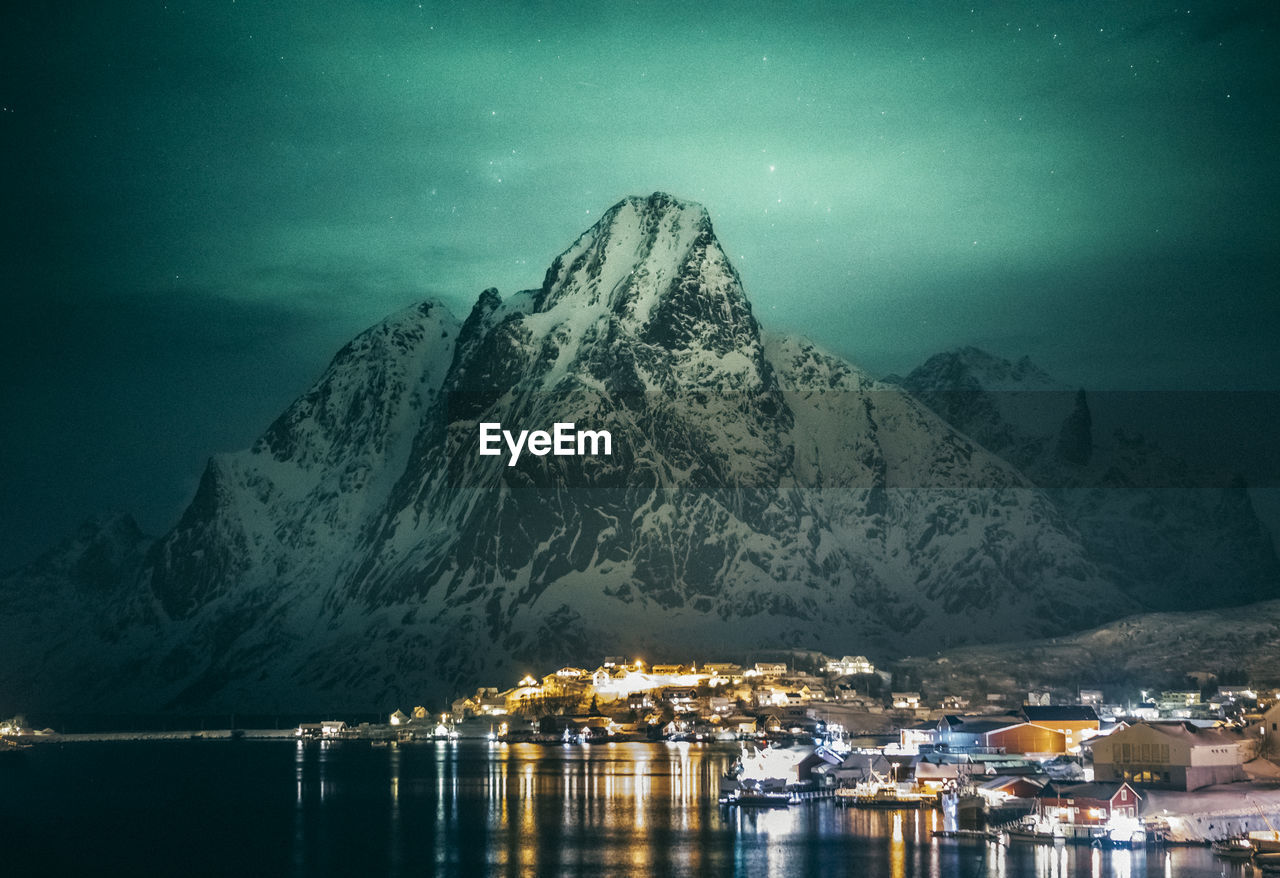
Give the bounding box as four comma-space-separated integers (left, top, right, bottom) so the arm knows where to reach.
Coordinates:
494, 192, 766, 392
533, 192, 715, 314
626, 190, 706, 212
911, 346, 1060, 392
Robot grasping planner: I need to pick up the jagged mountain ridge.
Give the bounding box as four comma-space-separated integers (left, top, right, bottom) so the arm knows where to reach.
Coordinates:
4, 194, 1138, 713
898, 346, 1280, 610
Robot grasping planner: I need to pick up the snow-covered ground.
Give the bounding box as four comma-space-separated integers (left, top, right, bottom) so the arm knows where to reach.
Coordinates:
1141, 777, 1280, 842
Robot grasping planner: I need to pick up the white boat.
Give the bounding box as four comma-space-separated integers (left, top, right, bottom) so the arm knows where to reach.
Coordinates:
1212, 836, 1254, 860
1252, 831, 1280, 854
835, 783, 934, 809
1004, 815, 1062, 844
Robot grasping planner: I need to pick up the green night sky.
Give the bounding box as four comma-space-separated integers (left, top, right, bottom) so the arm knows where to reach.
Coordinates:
2, 1, 1278, 566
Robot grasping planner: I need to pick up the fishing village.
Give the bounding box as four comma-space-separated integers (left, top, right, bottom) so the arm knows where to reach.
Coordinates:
8, 650, 1280, 867
272, 651, 1280, 866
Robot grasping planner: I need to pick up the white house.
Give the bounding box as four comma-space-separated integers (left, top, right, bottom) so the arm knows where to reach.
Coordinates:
824, 655, 875, 677
753, 662, 788, 679
1091, 721, 1246, 790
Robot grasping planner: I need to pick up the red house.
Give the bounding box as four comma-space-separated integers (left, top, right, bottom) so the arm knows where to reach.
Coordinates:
1038, 781, 1141, 825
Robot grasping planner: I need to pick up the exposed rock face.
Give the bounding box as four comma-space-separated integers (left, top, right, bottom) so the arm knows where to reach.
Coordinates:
0, 194, 1182, 714
1055, 389, 1093, 466
900, 347, 1279, 611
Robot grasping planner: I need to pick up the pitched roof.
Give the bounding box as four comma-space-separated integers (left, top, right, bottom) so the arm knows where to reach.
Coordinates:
1042, 781, 1140, 802
961, 720, 1025, 735
1022, 705, 1099, 722
1135, 721, 1241, 746
980, 775, 1047, 793
940, 713, 1023, 730
840, 752, 891, 768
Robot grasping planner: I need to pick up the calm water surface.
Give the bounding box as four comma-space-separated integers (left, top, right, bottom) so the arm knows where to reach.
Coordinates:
0, 740, 1247, 877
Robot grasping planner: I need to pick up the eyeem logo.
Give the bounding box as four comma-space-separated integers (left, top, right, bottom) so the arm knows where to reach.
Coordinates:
478, 422, 613, 467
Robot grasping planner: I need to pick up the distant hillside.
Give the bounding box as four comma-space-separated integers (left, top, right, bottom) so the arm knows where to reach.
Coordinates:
899, 599, 1280, 698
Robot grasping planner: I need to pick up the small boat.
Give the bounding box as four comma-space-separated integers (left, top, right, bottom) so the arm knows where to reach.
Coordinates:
1212, 836, 1254, 860
719, 779, 792, 807
1252, 831, 1280, 854
1004, 815, 1062, 844
1107, 828, 1146, 848
835, 782, 934, 809
729, 790, 792, 808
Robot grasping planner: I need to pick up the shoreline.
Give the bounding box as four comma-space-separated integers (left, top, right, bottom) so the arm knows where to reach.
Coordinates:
12, 729, 298, 743
12, 731, 1280, 845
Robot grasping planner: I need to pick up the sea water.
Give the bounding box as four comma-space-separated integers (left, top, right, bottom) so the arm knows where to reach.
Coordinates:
0, 739, 1243, 877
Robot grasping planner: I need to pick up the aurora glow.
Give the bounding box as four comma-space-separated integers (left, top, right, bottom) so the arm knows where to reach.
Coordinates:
2, 1, 1277, 565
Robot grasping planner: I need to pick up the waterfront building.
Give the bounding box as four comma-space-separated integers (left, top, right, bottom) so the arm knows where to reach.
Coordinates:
812, 752, 895, 787
1038, 781, 1141, 823
296, 720, 347, 740
935, 714, 1023, 751
1091, 721, 1246, 790
898, 721, 936, 752
977, 775, 1047, 806
1021, 705, 1101, 752
983, 723, 1068, 757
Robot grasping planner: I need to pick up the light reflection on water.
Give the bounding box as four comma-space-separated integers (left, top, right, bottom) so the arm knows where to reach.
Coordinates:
0, 740, 1255, 877
289, 739, 1250, 876
278, 739, 1261, 877
325, 741, 1229, 876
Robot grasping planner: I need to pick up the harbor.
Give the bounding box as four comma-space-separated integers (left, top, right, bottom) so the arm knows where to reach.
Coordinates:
0, 736, 1256, 877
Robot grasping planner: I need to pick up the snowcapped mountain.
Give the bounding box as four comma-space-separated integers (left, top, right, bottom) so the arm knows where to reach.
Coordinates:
3, 194, 1142, 713
898, 347, 1280, 610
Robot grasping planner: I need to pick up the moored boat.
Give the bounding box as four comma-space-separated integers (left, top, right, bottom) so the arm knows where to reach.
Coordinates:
1003, 815, 1062, 844
835, 782, 935, 809
1212, 836, 1254, 860
1005, 827, 1060, 844
1252, 831, 1280, 854
725, 790, 792, 808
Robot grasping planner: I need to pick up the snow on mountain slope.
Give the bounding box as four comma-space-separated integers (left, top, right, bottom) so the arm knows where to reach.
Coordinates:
899, 347, 1280, 610
2, 194, 1148, 714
